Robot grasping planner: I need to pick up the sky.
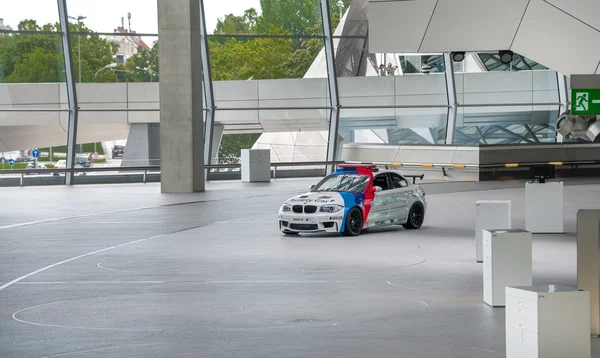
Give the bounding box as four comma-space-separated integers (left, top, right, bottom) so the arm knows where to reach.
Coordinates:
2, 0, 262, 35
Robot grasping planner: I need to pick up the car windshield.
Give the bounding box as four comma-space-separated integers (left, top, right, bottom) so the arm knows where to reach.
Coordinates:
311, 174, 370, 193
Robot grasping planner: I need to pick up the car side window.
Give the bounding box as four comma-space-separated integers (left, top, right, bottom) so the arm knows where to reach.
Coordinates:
372, 174, 390, 191
389, 173, 409, 189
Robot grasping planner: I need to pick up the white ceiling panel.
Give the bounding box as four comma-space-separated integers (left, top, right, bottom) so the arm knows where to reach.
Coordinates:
511, 0, 600, 75
420, 0, 529, 52
545, 0, 600, 32
368, 0, 437, 53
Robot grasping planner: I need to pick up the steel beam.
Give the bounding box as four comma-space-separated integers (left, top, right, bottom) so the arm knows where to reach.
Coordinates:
444, 53, 457, 144
199, 0, 217, 173
321, 0, 341, 173
57, 0, 79, 185
556, 72, 569, 143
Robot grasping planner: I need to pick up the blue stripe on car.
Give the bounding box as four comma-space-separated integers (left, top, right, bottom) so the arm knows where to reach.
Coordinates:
338, 192, 357, 232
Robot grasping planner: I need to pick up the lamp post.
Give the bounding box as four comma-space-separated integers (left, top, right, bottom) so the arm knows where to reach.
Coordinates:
136, 66, 158, 82
94, 63, 118, 78
68, 15, 86, 83
337, 0, 344, 19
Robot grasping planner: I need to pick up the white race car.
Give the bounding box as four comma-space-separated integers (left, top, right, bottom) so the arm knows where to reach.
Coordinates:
278, 164, 427, 236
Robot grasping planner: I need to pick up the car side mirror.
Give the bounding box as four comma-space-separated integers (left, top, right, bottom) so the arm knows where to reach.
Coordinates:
370, 186, 382, 193
309, 184, 315, 190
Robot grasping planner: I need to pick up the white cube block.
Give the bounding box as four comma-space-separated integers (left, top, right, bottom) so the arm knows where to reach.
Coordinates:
525, 181, 563, 233
475, 200, 511, 262
505, 285, 591, 358
577, 209, 600, 336
483, 229, 532, 307
241, 149, 271, 183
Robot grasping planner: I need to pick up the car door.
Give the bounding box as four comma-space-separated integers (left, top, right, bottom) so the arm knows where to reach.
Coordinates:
388, 173, 412, 223
365, 173, 394, 227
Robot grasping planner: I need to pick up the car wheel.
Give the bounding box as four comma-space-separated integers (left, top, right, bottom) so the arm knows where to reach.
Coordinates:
403, 202, 425, 230
342, 207, 363, 236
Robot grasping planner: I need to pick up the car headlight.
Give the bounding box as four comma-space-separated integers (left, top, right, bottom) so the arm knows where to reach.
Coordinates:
319, 204, 343, 213
281, 204, 292, 212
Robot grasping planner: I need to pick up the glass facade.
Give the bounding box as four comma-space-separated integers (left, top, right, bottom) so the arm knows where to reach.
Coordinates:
0, 0, 571, 184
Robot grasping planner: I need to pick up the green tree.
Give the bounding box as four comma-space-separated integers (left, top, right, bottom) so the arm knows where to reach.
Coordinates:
218, 133, 262, 163
258, 0, 321, 35
125, 41, 159, 82
0, 19, 117, 83
214, 9, 259, 35
210, 27, 295, 81
8, 49, 63, 83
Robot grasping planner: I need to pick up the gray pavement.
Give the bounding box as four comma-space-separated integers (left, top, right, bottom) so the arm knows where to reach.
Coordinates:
1, 178, 600, 357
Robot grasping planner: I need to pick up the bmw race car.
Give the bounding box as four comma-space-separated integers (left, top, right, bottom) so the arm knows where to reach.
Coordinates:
278, 164, 427, 236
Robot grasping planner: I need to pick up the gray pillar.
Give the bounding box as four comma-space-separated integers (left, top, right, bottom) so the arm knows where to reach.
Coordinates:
121, 123, 160, 167
444, 53, 457, 144
57, 0, 79, 185
321, 0, 341, 173
157, 0, 205, 192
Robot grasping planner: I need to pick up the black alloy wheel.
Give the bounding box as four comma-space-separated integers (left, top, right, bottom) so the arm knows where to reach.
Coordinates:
343, 207, 363, 236
403, 203, 425, 230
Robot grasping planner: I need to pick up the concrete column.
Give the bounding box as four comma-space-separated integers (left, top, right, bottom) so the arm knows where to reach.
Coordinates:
157, 0, 205, 192
121, 123, 160, 167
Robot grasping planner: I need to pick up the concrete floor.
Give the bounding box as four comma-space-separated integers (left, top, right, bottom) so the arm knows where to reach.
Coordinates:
1, 178, 599, 357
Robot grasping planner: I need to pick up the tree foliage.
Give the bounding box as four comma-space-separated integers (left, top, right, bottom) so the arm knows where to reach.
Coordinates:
0, 20, 117, 83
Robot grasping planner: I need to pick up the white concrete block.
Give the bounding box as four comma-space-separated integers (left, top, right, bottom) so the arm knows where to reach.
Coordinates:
577, 209, 600, 336
475, 200, 511, 262
483, 229, 532, 307
506, 285, 591, 358
525, 182, 563, 233
241, 149, 271, 183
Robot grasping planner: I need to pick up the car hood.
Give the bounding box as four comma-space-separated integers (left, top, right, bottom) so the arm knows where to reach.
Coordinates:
285, 192, 345, 206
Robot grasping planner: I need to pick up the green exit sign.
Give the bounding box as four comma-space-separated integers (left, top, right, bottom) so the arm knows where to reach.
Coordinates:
572, 89, 600, 115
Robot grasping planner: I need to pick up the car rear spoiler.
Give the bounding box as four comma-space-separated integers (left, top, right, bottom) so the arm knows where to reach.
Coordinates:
403, 174, 425, 184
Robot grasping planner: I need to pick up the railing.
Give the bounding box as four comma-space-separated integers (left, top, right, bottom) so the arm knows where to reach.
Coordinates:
0, 161, 346, 186
2, 159, 599, 187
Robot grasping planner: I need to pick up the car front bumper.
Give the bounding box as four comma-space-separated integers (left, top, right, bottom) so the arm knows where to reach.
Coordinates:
278, 212, 345, 233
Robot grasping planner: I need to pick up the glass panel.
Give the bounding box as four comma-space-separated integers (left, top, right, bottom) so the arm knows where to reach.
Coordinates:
214, 108, 329, 164
332, 0, 366, 37
209, 36, 324, 80
2, 1, 60, 30
214, 77, 328, 109
0, 110, 68, 185
476, 53, 548, 72
455, 105, 559, 144
71, 32, 158, 83
0, 33, 66, 85
205, 0, 323, 36
338, 107, 448, 146
66, 0, 158, 34
75, 108, 160, 170
456, 70, 560, 106
337, 75, 448, 107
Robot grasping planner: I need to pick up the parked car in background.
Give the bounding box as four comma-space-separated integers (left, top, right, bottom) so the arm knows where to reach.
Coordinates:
25, 163, 48, 175
75, 155, 93, 168
112, 145, 125, 159
53, 160, 85, 176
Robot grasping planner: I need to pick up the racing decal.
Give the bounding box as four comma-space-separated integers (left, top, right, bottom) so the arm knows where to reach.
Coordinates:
288, 197, 336, 203
333, 166, 375, 231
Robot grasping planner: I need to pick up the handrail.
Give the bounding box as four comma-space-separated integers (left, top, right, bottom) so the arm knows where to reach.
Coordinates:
3, 159, 600, 176
0, 160, 347, 175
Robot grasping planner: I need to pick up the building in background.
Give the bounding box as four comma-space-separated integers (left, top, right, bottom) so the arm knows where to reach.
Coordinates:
105, 14, 150, 64
0, 18, 12, 31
